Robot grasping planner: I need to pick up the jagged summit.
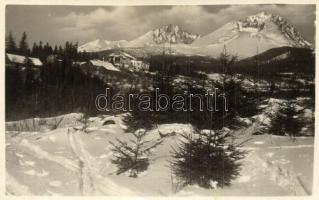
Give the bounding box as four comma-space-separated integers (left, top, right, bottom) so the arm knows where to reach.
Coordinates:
237, 11, 311, 48
190, 11, 312, 58
152, 24, 200, 44
127, 24, 200, 47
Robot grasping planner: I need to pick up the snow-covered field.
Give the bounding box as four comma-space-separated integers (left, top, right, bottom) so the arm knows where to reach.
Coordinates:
5, 108, 314, 196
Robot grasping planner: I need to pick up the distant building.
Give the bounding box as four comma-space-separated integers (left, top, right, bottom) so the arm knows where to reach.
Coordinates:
77, 59, 126, 87
6, 53, 43, 68
105, 52, 149, 72
88, 60, 121, 72
5, 53, 43, 83
78, 59, 121, 76
106, 52, 136, 67
130, 60, 149, 72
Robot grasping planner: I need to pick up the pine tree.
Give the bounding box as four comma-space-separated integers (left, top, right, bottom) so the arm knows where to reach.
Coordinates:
19, 32, 29, 56
269, 101, 304, 137
170, 128, 245, 189
6, 32, 17, 53
217, 46, 258, 123
110, 129, 163, 177
31, 42, 39, 57
24, 57, 35, 94
219, 45, 237, 82
53, 45, 58, 55
58, 45, 63, 56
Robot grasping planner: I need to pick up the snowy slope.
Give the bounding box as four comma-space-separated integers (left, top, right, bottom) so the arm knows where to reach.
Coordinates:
126, 31, 155, 47
191, 12, 312, 58
6, 105, 314, 196
78, 39, 129, 52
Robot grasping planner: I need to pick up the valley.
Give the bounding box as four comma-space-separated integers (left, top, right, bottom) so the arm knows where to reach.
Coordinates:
5, 7, 316, 197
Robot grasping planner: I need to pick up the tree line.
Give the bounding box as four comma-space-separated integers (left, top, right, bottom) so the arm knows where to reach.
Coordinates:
5, 31, 108, 120
5, 31, 98, 62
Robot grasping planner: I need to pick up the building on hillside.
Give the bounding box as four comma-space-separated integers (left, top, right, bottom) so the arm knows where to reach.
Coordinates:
5, 53, 43, 83
6, 53, 43, 68
106, 51, 136, 67
105, 51, 149, 72
78, 59, 121, 76
89, 60, 121, 72
130, 60, 149, 72
78, 59, 126, 87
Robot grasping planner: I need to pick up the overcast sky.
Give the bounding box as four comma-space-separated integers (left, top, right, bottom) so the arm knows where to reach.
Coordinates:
6, 4, 316, 46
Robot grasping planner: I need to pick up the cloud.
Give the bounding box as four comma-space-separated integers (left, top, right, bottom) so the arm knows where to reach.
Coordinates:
28, 5, 316, 44
55, 7, 127, 29
54, 7, 147, 41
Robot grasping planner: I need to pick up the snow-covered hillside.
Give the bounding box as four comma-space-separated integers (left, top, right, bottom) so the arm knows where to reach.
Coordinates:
190, 12, 312, 58
6, 99, 314, 196
78, 39, 129, 52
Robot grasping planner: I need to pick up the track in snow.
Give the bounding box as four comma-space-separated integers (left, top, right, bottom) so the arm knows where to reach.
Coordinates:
67, 128, 135, 196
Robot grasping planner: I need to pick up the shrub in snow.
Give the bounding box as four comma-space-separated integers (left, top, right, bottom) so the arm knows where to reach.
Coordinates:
170, 128, 245, 189
110, 129, 163, 177
269, 101, 305, 137
77, 113, 90, 133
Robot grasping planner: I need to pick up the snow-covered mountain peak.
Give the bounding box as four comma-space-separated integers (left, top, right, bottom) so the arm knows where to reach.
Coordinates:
78, 39, 129, 52
190, 12, 312, 58
152, 24, 200, 44
246, 11, 273, 23
236, 12, 312, 48
238, 12, 273, 32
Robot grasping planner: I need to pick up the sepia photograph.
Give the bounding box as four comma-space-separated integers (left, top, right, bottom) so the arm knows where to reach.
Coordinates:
3, 1, 318, 197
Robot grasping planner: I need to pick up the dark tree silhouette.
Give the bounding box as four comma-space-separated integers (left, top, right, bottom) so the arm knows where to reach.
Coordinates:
170, 128, 246, 189
110, 129, 163, 177
5, 32, 17, 53
19, 32, 29, 56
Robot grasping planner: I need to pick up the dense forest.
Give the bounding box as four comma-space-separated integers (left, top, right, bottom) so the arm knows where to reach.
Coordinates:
5, 32, 107, 120
6, 32, 99, 62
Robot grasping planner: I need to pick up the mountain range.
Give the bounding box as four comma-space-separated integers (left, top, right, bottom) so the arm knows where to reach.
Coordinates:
78, 12, 312, 59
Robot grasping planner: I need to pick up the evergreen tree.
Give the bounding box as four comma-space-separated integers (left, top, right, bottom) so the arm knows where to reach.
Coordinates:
58, 45, 63, 56
31, 42, 39, 57
44, 42, 53, 56
53, 45, 58, 55
19, 32, 29, 56
6, 32, 17, 53
170, 128, 245, 189
219, 45, 237, 81
110, 129, 163, 177
269, 101, 304, 137
24, 57, 35, 94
